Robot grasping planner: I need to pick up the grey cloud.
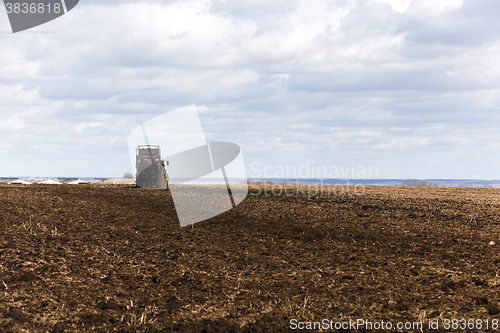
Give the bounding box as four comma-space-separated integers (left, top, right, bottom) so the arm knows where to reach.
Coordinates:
210, 0, 298, 17
286, 67, 500, 93
399, 0, 500, 48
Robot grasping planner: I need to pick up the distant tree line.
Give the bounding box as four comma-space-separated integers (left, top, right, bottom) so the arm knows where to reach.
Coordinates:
405, 179, 438, 187
248, 179, 276, 185
123, 172, 134, 179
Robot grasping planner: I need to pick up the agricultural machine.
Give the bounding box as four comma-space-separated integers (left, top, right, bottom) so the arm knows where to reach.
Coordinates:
135, 145, 169, 189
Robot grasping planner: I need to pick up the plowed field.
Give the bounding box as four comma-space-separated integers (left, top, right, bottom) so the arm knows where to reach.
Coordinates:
2, 184, 500, 332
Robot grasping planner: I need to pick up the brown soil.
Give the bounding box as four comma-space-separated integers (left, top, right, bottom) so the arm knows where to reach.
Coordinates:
1, 184, 500, 332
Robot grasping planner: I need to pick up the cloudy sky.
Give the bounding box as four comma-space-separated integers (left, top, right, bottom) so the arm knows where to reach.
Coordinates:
1, 0, 500, 179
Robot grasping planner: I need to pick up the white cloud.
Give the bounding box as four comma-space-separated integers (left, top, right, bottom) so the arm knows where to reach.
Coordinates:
0, 116, 26, 131
372, 0, 413, 13
407, 0, 463, 16
73, 122, 103, 134
211, 0, 298, 17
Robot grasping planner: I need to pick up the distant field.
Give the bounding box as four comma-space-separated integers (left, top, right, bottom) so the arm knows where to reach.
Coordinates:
101, 178, 136, 185
1, 184, 500, 332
